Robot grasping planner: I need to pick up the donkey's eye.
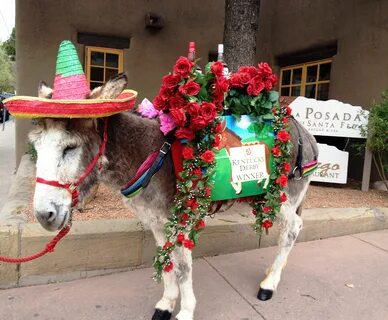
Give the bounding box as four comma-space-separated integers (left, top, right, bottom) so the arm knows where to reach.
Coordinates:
63, 145, 78, 157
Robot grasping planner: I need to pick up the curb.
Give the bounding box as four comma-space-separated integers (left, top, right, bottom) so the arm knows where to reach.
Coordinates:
1, 205, 387, 289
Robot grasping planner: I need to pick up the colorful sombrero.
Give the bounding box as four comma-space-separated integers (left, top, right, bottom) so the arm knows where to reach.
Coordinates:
4, 40, 137, 118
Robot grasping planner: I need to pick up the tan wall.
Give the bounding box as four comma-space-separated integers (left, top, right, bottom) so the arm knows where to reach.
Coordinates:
15, 0, 225, 165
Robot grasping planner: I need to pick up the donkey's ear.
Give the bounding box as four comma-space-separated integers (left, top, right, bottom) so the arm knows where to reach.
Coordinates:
38, 81, 53, 99
88, 73, 128, 100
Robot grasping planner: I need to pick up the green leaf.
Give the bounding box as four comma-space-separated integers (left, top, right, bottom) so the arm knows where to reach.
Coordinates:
268, 91, 279, 102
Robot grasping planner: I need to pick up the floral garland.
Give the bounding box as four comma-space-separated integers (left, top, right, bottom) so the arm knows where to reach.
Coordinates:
152, 57, 229, 281
225, 64, 293, 233
151, 58, 293, 281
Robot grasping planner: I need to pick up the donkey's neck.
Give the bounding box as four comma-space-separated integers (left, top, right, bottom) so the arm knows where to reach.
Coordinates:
99, 112, 166, 189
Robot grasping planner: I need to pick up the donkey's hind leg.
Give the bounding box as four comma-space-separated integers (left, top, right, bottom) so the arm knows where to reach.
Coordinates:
257, 179, 310, 301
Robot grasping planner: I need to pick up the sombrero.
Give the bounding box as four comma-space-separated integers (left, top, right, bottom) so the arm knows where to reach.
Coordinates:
4, 40, 137, 118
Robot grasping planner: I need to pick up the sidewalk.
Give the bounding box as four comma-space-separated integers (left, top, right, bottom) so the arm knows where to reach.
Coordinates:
0, 229, 387, 320
0, 119, 16, 212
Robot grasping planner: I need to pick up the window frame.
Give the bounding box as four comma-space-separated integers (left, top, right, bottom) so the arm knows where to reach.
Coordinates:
85, 46, 124, 88
279, 58, 332, 100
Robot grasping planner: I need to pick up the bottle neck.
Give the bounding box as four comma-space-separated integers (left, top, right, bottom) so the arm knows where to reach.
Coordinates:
188, 51, 195, 62
217, 52, 224, 62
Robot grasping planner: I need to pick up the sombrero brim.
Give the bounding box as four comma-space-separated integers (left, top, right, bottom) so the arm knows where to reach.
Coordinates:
4, 89, 137, 118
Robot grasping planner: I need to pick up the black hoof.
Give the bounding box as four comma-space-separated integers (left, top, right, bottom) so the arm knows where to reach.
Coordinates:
257, 288, 273, 301
152, 309, 172, 320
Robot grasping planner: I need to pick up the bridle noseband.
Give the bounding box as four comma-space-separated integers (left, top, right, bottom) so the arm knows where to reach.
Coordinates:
36, 118, 109, 208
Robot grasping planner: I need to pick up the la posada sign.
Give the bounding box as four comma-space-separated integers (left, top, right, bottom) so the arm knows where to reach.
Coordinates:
289, 97, 369, 184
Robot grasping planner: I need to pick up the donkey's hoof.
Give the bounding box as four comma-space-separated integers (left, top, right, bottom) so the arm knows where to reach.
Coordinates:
257, 288, 273, 301
152, 309, 172, 320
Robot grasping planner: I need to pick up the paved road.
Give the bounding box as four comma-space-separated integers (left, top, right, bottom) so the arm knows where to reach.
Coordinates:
0, 119, 16, 211
0, 229, 387, 320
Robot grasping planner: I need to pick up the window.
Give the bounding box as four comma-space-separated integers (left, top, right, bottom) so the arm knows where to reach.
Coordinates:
85, 46, 124, 89
279, 59, 332, 100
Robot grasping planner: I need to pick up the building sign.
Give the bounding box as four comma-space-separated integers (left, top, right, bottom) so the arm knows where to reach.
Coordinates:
312, 144, 349, 184
229, 145, 269, 183
290, 97, 369, 138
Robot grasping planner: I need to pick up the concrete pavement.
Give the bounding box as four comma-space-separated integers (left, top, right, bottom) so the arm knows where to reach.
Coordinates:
0, 119, 16, 212
0, 229, 387, 320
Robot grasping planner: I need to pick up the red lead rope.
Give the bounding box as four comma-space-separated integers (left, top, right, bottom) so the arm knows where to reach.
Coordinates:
0, 226, 70, 263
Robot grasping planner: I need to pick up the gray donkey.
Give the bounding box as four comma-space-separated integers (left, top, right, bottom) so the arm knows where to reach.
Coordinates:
30, 74, 317, 320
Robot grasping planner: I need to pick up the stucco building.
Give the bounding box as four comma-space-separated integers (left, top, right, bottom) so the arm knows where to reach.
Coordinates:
14, 0, 388, 180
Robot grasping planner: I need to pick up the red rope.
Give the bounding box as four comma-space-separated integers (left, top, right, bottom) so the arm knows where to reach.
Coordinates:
0, 226, 70, 263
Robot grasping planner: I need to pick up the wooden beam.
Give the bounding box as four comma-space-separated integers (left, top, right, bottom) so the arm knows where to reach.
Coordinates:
361, 147, 372, 192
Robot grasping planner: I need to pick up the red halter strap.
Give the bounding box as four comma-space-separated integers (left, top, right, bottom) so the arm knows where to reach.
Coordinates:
36, 118, 109, 207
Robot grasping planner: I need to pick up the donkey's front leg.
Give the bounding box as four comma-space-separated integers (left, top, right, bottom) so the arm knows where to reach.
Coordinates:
174, 246, 196, 320
257, 197, 303, 301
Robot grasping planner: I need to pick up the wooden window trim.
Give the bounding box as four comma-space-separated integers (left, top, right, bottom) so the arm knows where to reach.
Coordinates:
279, 58, 332, 99
85, 46, 124, 86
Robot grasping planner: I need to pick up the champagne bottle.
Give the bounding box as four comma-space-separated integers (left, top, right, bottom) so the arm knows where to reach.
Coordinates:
217, 44, 231, 115
187, 41, 202, 73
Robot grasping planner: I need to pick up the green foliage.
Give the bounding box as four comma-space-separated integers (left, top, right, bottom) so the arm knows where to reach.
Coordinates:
1, 28, 16, 58
0, 46, 15, 92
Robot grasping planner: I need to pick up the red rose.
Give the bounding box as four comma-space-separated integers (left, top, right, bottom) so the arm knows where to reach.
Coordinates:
282, 117, 289, 124
284, 105, 292, 116
179, 213, 190, 225
257, 62, 273, 77
163, 241, 174, 250
238, 66, 258, 78
214, 122, 223, 133
153, 95, 167, 111
211, 61, 224, 77
173, 56, 194, 78
213, 134, 221, 148
169, 95, 186, 109
263, 206, 272, 213
272, 146, 281, 157
159, 86, 173, 101
230, 74, 244, 88
176, 233, 185, 243
186, 102, 201, 117
200, 102, 217, 122
280, 192, 287, 203
213, 91, 225, 103
272, 107, 278, 115
162, 74, 181, 89
262, 219, 273, 229
268, 74, 278, 86
183, 239, 195, 250
194, 219, 206, 230
265, 79, 274, 91
175, 127, 196, 141
277, 129, 290, 142
170, 108, 187, 127
191, 116, 209, 130
192, 167, 202, 178
186, 198, 199, 210
201, 150, 215, 163
247, 77, 265, 96
163, 261, 174, 272
239, 72, 251, 86
205, 187, 212, 197
182, 146, 195, 159
252, 208, 257, 216
276, 174, 288, 187
179, 79, 201, 96
215, 77, 229, 93
282, 162, 291, 173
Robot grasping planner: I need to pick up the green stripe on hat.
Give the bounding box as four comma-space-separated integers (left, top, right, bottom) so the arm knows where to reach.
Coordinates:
55, 40, 85, 77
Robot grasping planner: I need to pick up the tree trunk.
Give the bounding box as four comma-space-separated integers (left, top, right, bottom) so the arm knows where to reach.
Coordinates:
223, 0, 260, 72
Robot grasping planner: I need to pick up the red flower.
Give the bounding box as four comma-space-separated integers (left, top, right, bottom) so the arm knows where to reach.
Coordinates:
200, 102, 217, 122
182, 146, 195, 160
257, 62, 273, 77
170, 108, 187, 127
211, 61, 224, 77
183, 239, 195, 250
230, 74, 245, 88
179, 79, 201, 96
201, 150, 215, 163
192, 167, 202, 178
162, 74, 181, 89
153, 95, 167, 111
276, 174, 288, 187
191, 116, 208, 130
252, 208, 257, 216
247, 77, 265, 96
263, 206, 272, 213
176, 127, 195, 141
284, 105, 292, 116
163, 261, 174, 272
173, 56, 194, 78
265, 79, 274, 91
262, 219, 273, 229
282, 117, 289, 124
277, 129, 290, 142
177, 233, 185, 243
163, 241, 174, 250
268, 74, 278, 86
238, 66, 258, 78
186, 198, 199, 210
159, 86, 173, 101
272, 107, 278, 115
215, 77, 229, 93
282, 162, 291, 173
179, 213, 190, 225
195, 219, 206, 230
213, 134, 221, 148
280, 192, 287, 203
214, 122, 223, 133
205, 187, 212, 197
272, 145, 281, 157
169, 95, 186, 109
186, 102, 201, 117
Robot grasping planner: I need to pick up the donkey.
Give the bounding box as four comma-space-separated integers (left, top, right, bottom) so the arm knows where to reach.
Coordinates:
29, 74, 317, 320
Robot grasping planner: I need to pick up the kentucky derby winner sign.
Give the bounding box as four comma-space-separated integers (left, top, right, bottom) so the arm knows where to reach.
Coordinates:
313, 144, 349, 184
290, 97, 369, 138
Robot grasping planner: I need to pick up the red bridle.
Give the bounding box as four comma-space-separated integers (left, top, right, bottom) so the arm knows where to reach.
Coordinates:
36, 118, 108, 208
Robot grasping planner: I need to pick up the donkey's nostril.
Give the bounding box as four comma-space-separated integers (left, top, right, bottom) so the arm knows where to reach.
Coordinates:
47, 211, 56, 223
